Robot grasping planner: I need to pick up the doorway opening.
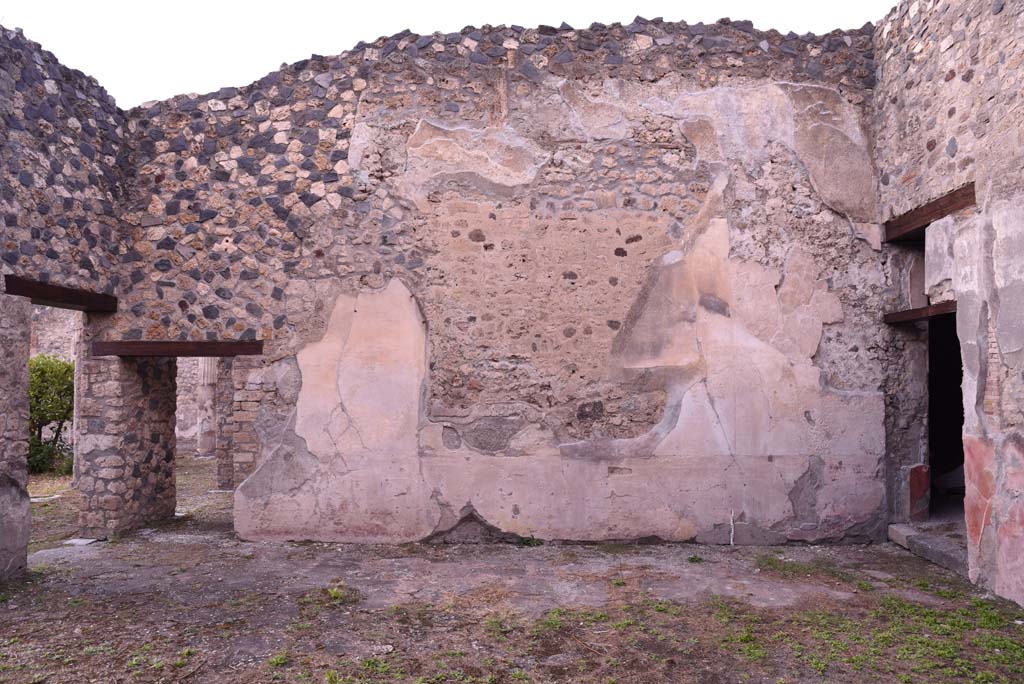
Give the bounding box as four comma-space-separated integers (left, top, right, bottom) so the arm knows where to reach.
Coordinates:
928, 312, 965, 522
26, 304, 83, 550
173, 356, 234, 533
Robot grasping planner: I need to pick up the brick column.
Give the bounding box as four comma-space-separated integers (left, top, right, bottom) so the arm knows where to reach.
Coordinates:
77, 325, 178, 538
0, 290, 31, 578
230, 356, 262, 483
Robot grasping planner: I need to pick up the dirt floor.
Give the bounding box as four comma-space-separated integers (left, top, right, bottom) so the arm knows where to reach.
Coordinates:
3, 459, 1023, 683
23, 472, 80, 554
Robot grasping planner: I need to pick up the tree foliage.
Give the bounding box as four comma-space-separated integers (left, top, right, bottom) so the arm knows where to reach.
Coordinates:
28, 354, 75, 474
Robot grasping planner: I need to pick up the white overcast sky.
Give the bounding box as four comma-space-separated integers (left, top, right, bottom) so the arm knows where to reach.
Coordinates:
1, 1, 896, 108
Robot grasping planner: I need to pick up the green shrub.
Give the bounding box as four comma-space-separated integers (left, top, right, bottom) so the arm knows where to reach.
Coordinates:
28, 354, 75, 474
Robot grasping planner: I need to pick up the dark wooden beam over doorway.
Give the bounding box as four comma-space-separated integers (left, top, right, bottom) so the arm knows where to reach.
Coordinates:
3, 274, 118, 313
883, 300, 957, 325
884, 183, 976, 243
91, 340, 264, 358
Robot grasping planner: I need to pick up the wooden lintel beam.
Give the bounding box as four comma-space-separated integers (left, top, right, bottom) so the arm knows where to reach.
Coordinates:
884, 183, 976, 243
3, 274, 118, 313
883, 300, 957, 324
91, 340, 264, 358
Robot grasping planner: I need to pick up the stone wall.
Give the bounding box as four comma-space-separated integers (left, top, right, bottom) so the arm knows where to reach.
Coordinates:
1, 4, 1021, 604
75, 343, 177, 538
874, 0, 1023, 216
1, 25, 130, 570
875, 0, 1024, 604
0, 27, 128, 293
90, 17, 913, 545
29, 304, 81, 360
0, 284, 31, 579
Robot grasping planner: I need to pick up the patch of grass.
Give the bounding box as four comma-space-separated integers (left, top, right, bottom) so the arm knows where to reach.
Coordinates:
687, 555, 705, 564
724, 626, 768, 660
579, 609, 610, 624
325, 583, 361, 605
360, 656, 394, 675
82, 643, 113, 656
533, 607, 568, 634
514, 537, 543, 547
755, 589, 1024, 681
485, 614, 514, 638
755, 554, 855, 583
651, 601, 679, 615
299, 580, 362, 613
709, 596, 745, 624
172, 647, 195, 668
610, 577, 626, 587
267, 651, 291, 667
974, 633, 1024, 672
973, 599, 1010, 629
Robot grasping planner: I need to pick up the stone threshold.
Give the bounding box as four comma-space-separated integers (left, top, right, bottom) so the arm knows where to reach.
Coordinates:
888, 523, 968, 577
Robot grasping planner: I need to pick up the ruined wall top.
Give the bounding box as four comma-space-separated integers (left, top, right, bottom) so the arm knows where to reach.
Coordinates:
7, 3, 1024, 298
102, 16, 879, 347
0, 27, 130, 294
1, 15, 881, 309
133, 16, 877, 119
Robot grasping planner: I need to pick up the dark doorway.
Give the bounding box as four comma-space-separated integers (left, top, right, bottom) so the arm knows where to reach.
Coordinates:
928, 312, 964, 520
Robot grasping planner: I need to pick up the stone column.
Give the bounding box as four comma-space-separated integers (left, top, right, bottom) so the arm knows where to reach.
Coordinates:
213, 357, 234, 490
77, 322, 178, 538
0, 289, 31, 578
196, 357, 218, 459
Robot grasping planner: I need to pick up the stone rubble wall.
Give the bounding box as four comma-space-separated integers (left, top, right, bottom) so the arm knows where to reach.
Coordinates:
0, 6, 1020, 605
29, 304, 82, 360
0, 27, 166, 542
112, 18, 875, 347
97, 16, 913, 545
1, 25, 130, 566
0, 27, 129, 293
874, 0, 1022, 216
874, 0, 1024, 604
0, 285, 31, 579
75, 339, 177, 538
